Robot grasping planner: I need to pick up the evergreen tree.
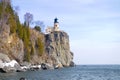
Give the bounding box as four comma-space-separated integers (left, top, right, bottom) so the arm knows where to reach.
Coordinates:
16, 22, 23, 39
22, 29, 30, 62
30, 44, 34, 55
5, 2, 17, 34
36, 38, 44, 56
34, 26, 41, 32
24, 48, 30, 62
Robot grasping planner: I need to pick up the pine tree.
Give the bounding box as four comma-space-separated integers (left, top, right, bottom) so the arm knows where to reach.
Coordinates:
36, 38, 44, 56
34, 26, 41, 32
30, 44, 34, 55
24, 48, 30, 62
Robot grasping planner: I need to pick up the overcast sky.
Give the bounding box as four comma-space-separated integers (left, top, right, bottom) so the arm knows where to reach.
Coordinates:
12, 0, 120, 64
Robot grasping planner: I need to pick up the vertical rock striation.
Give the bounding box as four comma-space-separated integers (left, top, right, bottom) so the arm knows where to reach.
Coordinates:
45, 31, 73, 67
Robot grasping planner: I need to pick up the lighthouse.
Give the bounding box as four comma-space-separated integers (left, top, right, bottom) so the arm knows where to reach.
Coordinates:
46, 18, 60, 34
54, 18, 59, 31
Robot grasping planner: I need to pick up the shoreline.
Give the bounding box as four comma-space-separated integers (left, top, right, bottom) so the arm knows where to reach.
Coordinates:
0, 60, 74, 73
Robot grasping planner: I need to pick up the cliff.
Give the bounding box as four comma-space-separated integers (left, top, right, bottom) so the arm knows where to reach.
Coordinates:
0, 22, 74, 69
0, 0, 74, 72
45, 31, 73, 67
0, 29, 74, 70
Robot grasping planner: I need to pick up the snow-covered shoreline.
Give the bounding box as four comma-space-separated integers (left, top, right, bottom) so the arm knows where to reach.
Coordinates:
0, 59, 61, 73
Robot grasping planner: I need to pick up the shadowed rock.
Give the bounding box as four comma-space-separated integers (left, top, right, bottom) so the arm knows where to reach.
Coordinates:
45, 31, 74, 67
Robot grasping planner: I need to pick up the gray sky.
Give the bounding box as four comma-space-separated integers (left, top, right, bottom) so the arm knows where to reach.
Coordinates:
12, 0, 120, 64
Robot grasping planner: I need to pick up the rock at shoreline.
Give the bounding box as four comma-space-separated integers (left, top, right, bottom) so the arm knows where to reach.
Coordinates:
41, 63, 47, 70
2, 66, 16, 73
0, 59, 22, 73
70, 61, 75, 67
19, 77, 26, 80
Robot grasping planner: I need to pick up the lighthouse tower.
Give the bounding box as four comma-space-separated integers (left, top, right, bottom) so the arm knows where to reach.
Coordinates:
54, 18, 59, 31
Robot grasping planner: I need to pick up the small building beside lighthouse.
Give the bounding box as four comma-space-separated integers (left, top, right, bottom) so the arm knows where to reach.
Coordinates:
46, 18, 60, 34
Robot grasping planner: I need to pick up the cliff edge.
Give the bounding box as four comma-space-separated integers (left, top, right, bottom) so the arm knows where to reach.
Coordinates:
0, 0, 74, 72
45, 31, 74, 67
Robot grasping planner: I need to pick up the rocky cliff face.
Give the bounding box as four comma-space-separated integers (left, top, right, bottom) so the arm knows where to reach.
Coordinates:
0, 24, 24, 63
0, 1, 74, 72
29, 29, 45, 64
0, 25, 74, 65
27, 30, 74, 68
0, 29, 74, 69
45, 31, 73, 67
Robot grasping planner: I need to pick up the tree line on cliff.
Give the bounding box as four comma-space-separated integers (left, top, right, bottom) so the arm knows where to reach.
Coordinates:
0, 0, 45, 62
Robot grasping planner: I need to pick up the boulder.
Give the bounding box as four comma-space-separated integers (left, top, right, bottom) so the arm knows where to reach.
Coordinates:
19, 77, 27, 80
69, 61, 75, 67
30, 64, 41, 71
0, 53, 11, 69
1, 60, 22, 73
41, 63, 47, 70
2, 66, 16, 73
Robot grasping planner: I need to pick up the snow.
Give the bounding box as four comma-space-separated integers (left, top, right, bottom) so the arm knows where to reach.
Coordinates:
0, 60, 18, 67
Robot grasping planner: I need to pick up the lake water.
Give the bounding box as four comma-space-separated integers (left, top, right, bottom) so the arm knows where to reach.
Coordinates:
0, 65, 120, 80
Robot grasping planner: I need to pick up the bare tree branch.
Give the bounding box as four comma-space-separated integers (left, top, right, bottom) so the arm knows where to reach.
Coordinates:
24, 12, 33, 27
